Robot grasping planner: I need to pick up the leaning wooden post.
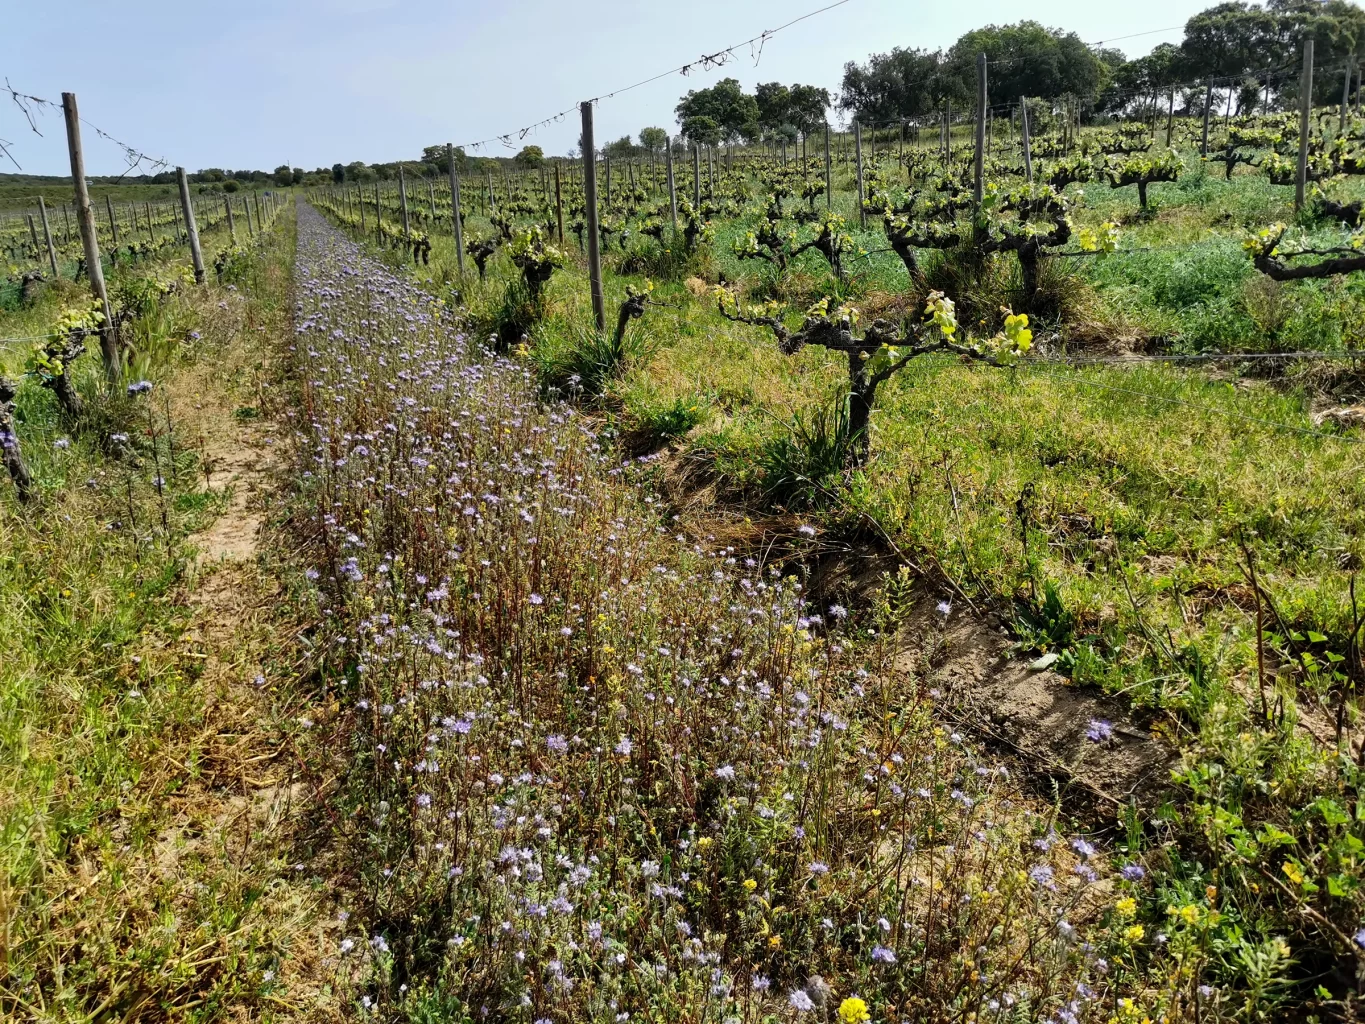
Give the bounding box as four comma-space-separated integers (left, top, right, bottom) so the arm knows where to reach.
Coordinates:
225, 195, 236, 243
824, 123, 832, 209
973, 53, 987, 207
62, 203, 72, 245
1201, 82, 1212, 157
176, 167, 206, 284
143, 201, 153, 240
665, 136, 678, 229
61, 92, 119, 382
242, 196, 254, 237
105, 194, 121, 246
1297, 38, 1314, 211
580, 102, 606, 333
1342, 57, 1352, 136
553, 161, 565, 246
447, 143, 465, 277
398, 166, 411, 238
37, 196, 58, 278
374, 183, 382, 242
1165, 88, 1175, 147
1021, 99, 1033, 183
692, 145, 701, 209
359, 185, 367, 233
854, 119, 866, 228
27, 213, 38, 250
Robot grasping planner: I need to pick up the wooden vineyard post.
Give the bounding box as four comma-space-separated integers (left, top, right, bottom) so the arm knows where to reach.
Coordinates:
692, 145, 700, 210
27, 213, 38, 250
359, 185, 367, 233
824, 124, 832, 209
37, 196, 58, 277
1297, 38, 1314, 211
854, 119, 865, 228
398, 166, 410, 239
580, 101, 606, 334
62, 203, 72, 245
105, 195, 120, 246
225, 196, 236, 243
61, 92, 119, 383
1165, 88, 1175, 148
144, 201, 153, 241
973, 53, 987, 207
448, 143, 465, 277
242, 196, 253, 238
176, 167, 206, 284
553, 162, 564, 246
1021, 99, 1033, 183
428, 179, 436, 221
374, 183, 382, 242
255, 192, 263, 232
1343, 57, 1352, 137
666, 136, 678, 229
605, 155, 611, 207
1202, 82, 1212, 157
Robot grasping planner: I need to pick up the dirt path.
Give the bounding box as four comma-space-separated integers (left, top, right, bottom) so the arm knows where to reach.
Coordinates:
136, 287, 342, 1018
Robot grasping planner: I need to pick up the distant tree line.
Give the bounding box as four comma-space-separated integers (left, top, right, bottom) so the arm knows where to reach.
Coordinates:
838, 1, 1365, 125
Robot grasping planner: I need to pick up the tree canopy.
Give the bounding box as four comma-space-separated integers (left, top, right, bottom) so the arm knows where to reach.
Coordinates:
840, 22, 1104, 122
945, 22, 1104, 104
675, 78, 760, 144
638, 127, 669, 152
838, 47, 953, 122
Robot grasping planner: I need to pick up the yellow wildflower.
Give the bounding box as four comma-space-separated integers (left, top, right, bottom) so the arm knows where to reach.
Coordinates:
1115, 897, 1137, 919
742, 878, 757, 892
1123, 924, 1145, 943
838, 997, 870, 1024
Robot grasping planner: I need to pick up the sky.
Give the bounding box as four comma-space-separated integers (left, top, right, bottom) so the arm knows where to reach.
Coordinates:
2, 0, 1218, 178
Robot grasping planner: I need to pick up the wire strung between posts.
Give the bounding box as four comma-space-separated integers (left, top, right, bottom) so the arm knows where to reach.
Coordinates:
0, 77, 174, 177
1045, 350, 1365, 367
452, 0, 859, 153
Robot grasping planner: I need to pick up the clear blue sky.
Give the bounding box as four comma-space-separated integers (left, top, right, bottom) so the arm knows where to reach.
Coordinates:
3, 0, 1214, 177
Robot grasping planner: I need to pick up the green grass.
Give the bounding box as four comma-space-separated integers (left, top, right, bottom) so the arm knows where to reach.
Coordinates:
0, 208, 322, 1019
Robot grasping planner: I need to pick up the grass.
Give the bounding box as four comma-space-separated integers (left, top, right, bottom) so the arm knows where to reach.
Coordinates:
307, 119, 1365, 1015
0, 205, 338, 1019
